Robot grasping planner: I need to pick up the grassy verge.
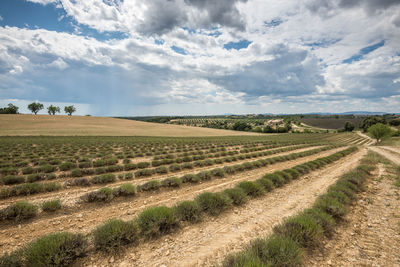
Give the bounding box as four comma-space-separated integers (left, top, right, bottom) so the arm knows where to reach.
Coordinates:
221, 151, 383, 267
0, 147, 358, 266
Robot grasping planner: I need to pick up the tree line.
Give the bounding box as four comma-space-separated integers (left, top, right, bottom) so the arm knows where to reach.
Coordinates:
0, 102, 76, 115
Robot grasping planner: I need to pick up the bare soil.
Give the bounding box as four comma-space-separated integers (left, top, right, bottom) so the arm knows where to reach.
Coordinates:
304, 162, 400, 267
73, 147, 367, 267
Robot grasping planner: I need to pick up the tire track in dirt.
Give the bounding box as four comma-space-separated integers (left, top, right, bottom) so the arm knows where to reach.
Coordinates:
0, 145, 320, 208
73, 147, 367, 267
0, 146, 343, 254
304, 163, 400, 267
369, 146, 400, 165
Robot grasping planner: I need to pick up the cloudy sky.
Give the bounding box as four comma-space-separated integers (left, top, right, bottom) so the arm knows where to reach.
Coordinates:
0, 0, 399, 116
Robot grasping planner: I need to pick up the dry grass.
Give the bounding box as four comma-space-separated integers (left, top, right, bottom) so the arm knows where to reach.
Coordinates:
0, 114, 260, 137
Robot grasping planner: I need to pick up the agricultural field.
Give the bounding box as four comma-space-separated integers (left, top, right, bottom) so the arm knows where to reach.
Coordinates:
1, 128, 399, 267
0, 115, 259, 137
300, 117, 366, 129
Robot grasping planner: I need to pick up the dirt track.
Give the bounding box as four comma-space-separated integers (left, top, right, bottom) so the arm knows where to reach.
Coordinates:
0, 146, 342, 254
305, 160, 400, 266
74, 147, 367, 267
369, 146, 400, 165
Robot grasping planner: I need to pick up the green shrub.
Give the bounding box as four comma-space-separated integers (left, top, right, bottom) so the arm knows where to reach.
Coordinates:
43, 182, 62, 192
155, 166, 168, 174
195, 192, 232, 216
11, 182, 44, 196
197, 171, 211, 181
134, 169, 154, 177
314, 195, 348, 220
174, 201, 202, 222
25, 232, 87, 266
182, 174, 200, 183
302, 208, 335, 237
255, 178, 274, 192
274, 171, 292, 183
92, 174, 116, 184
169, 163, 181, 172
93, 219, 138, 252
22, 166, 35, 174
82, 187, 114, 202
94, 167, 106, 174
222, 250, 267, 267
39, 164, 55, 173
0, 250, 23, 267
263, 173, 285, 187
137, 206, 179, 237
223, 188, 248, 206
1, 201, 38, 221
124, 163, 137, 171
161, 177, 182, 188
2, 175, 25, 185
249, 235, 302, 267
116, 184, 137, 196
70, 168, 82, 177
274, 214, 323, 248
27, 173, 44, 183
67, 178, 91, 187
237, 181, 264, 197
59, 162, 76, 171
283, 169, 301, 180
140, 180, 161, 191
211, 168, 225, 178
137, 162, 150, 169
42, 199, 62, 212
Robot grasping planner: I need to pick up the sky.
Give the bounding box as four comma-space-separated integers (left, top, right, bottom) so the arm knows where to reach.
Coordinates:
0, 0, 399, 116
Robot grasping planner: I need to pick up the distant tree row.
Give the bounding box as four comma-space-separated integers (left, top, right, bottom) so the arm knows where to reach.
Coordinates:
0, 102, 76, 115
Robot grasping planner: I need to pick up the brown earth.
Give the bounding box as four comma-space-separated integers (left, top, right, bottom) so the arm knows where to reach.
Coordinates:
0, 114, 260, 136
0, 146, 341, 254
71, 147, 368, 267
304, 161, 400, 267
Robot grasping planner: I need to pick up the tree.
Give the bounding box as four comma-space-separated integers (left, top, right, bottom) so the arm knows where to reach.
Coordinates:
27, 102, 44, 115
360, 116, 386, 132
0, 103, 19, 114
368, 123, 391, 143
344, 121, 355, 132
64, 105, 76, 116
47, 105, 60, 115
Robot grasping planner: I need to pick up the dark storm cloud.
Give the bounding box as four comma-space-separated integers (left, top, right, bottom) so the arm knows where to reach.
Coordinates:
210, 44, 325, 98
307, 0, 400, 15
184, 0, 248, 30
138, 0, 247, 35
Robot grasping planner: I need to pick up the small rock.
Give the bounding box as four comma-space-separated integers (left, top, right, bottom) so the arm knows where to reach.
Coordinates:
327, 259, 332, 265
77, 213, 83, 218
109, 256, 114, 263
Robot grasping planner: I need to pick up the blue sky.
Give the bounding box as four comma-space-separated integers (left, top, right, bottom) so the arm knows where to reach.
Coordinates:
0, 0, 399, 116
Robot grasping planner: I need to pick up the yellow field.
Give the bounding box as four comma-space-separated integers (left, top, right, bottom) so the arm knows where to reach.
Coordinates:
0, 114, 261, 136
